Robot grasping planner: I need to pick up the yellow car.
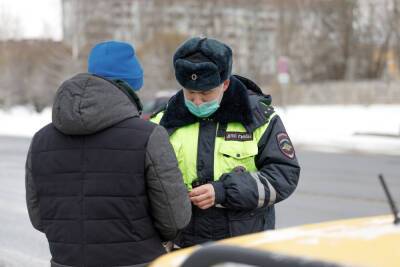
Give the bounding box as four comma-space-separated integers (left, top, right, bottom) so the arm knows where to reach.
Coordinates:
150, 215, 400, 267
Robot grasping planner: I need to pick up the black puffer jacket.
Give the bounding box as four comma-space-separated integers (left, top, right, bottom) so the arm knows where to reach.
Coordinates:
25, 73, 191, 267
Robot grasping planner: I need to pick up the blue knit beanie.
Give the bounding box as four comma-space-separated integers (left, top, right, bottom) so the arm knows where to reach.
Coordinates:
88, 41, 143, 91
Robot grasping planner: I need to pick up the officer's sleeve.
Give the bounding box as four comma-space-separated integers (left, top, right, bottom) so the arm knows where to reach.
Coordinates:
25, 140, 44, 232
149, 110, 164, 124
212, 116, 300, 210
145, 125, 191, 241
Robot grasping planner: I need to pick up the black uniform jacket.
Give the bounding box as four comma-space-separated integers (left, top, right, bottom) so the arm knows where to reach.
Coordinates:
154, 75, 300, 247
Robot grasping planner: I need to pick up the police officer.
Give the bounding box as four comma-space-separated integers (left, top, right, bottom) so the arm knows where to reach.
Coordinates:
151, 37, 300, 248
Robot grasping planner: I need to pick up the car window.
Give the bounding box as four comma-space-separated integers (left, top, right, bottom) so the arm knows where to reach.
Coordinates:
142, 100, 155, 113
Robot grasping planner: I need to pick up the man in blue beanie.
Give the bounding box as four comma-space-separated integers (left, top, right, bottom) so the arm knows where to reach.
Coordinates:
26, 40, 191, 267
151, 37, 300, 248
88, 40, 144, 91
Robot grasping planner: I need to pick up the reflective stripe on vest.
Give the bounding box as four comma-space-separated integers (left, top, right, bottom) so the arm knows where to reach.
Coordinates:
151, 112, 276, 189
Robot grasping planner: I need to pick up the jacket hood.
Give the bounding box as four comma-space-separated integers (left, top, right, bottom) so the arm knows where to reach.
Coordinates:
52, 73, 139, 135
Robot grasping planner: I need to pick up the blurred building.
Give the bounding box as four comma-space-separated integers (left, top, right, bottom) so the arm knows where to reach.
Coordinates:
62, 0, 279, 81
0, 40, 74, 111
62, 0, 144, 59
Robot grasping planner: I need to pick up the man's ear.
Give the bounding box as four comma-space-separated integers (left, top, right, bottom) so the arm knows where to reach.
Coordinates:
222, 79, 230, 92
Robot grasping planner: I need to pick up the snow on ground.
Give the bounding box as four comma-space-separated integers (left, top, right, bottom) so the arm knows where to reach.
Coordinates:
276, 105, 400, 155
1, 105, 400, 155
0, 106, 52, 138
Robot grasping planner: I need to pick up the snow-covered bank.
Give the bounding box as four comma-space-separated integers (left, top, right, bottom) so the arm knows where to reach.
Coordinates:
0, 106, 52, 138
277, 105, 400, 155
0, 248, 48, 267
1, 105, 400, 155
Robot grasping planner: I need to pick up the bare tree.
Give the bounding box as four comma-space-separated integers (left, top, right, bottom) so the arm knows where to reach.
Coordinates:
0, 40, 80, 111
349, 0, 398, 79
275, 0, 358, 82
136, 32, 188, 100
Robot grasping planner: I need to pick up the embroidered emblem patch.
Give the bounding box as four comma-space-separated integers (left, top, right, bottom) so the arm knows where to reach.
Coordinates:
276, 132, 295, 159
225, 132, 253, 141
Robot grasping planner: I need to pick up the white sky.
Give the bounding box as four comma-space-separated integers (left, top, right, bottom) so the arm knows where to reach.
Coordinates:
0, 0, 62, 40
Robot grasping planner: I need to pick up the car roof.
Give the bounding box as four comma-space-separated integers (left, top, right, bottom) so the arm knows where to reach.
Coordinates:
150, 215, 400, 267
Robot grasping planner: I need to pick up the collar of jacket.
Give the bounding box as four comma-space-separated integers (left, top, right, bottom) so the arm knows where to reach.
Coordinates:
160, 75, 269, 132
110, 79, 143, 115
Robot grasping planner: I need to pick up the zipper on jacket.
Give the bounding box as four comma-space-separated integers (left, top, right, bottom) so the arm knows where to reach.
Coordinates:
81, 136, 86, 266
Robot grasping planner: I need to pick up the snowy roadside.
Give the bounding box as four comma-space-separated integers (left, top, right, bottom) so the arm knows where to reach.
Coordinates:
277, 105, 400, 156
0, 249, 48, 267
1, 105, 400, 155
0, 106, 52, 138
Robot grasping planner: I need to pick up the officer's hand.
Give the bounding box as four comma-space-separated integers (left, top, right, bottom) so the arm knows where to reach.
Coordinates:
189, 184, 215, 210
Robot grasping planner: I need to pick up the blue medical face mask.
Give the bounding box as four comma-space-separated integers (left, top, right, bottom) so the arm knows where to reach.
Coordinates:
184, 94, 222, 118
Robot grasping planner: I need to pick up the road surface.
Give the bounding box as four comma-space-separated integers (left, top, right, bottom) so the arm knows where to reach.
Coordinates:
1, 136, 399, 266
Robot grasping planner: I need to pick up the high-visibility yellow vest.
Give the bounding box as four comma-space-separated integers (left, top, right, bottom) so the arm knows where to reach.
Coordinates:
151, 111, 276, 189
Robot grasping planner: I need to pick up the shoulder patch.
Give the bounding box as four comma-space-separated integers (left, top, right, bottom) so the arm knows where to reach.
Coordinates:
276, 132, 295, 159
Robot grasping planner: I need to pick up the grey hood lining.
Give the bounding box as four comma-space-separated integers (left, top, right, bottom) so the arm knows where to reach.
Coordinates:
52, 73, 139, 135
